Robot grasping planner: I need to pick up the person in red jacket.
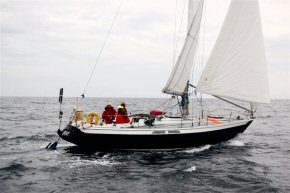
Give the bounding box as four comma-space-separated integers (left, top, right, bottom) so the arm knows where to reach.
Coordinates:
116, 103, 130, 124
102, 102, 117, 124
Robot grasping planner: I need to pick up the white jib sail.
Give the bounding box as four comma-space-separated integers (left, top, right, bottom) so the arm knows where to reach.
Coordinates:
163, 0, 204, 96
196, 0, 270, 104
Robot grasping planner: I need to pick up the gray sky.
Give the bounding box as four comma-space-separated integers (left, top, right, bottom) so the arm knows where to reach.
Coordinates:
1, 0, 289, 99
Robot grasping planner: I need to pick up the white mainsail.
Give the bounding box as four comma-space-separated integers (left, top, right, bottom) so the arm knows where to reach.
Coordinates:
196, 0, 270, 104
163, 0, 204, 96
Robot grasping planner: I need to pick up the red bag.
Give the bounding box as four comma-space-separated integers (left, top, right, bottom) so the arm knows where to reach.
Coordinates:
150, 110, 166, 117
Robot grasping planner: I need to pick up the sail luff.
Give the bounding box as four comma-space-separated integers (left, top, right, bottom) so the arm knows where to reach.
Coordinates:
162, 0, 204, 96
196, 0, 270, 104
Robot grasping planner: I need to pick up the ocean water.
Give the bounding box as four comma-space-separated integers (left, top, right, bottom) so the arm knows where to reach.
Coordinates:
0, 97, 289, 193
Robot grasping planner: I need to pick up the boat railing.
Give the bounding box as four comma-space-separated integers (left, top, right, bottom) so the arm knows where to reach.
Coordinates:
188, 111, 245, 126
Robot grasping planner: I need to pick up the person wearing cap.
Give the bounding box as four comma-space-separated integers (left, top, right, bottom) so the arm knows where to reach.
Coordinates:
102, 102, 117, 124
116, 102, 130, 124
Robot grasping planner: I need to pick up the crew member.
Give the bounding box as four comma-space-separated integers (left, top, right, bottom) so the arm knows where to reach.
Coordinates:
102, 102, 117, 124
116, 103, 130, 124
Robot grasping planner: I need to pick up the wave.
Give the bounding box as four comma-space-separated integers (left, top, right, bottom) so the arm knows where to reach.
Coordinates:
0, 157, 17, 160
58, 157, 122, 168
47, 143, 74, 148
182, 144, 211, 154
227, 140, 245, 147
0, 163, 30, 173
184, 166, 196, 172
69, 159, 121, 168
0, 134, 56, 142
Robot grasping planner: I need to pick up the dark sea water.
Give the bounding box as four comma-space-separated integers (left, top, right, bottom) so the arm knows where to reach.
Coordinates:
0, 97, 289, 193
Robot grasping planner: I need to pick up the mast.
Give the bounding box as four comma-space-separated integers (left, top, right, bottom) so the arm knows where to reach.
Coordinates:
181, 81, 190, 117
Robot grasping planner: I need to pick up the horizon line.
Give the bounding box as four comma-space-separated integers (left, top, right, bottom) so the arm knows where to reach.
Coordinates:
0, 96, 289, 100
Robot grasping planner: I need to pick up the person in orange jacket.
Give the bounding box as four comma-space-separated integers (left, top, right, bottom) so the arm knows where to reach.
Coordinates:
102, 102, 117, 124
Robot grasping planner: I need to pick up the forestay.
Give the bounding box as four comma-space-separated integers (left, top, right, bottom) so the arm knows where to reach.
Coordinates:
196, 0, 270, 103
163, 0, 204, 96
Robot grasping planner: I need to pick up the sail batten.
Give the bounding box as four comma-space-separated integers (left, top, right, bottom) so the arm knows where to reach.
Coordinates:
163, 0, 204, 96
196, 0, 270, 103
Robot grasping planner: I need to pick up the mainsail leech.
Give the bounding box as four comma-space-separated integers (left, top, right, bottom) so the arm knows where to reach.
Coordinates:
163, 0, 204, 96
196, 0, 270, 104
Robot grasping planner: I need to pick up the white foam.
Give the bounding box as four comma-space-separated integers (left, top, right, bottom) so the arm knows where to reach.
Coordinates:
54, 143, 75, 148
68, 160, 116, 168
40, 143, 48, 149
39, 142, 74, 149
59, 157, 122, 168
184, 166, 196, 172
182, 144, 211, 153
0, 157, 17, 160
228, 140, 245, 147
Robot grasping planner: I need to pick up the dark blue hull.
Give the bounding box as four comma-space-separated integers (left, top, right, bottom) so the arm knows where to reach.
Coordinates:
58, 120, 252, 150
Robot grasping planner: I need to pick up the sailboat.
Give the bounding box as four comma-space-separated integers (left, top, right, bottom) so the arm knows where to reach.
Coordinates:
56, 0, 269, 150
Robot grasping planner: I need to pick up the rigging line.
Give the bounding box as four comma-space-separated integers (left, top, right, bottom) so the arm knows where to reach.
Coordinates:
189, 84, 252, 113
192, 90, 205, 118
151, 97, 173, 112
133, 97, 173, 115
82, 0, 124, 96
172, 0, 178, 67
200, 0, 206, 111
164, 103, 180, 114
172, 0, 186, 67
201, 0, 206, 68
